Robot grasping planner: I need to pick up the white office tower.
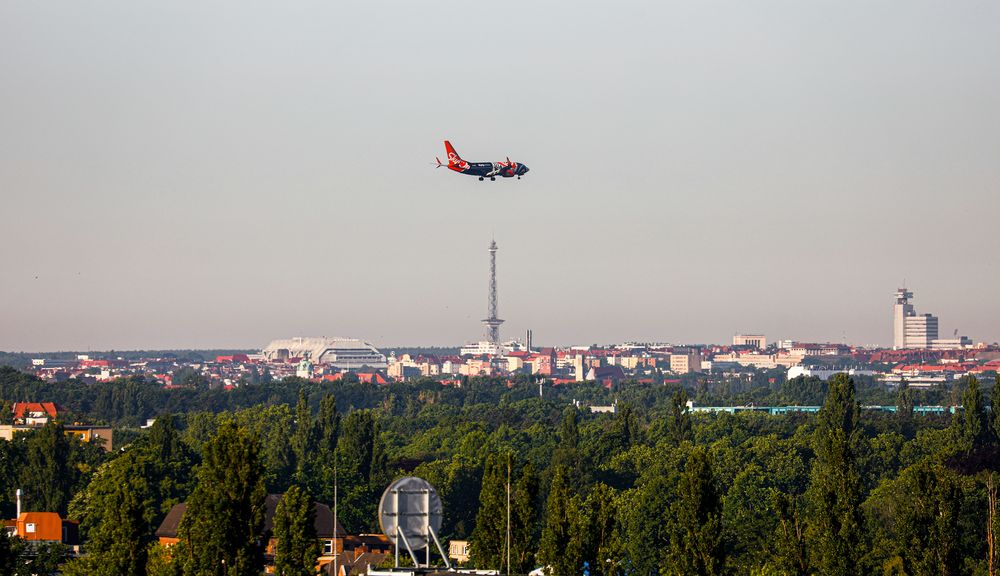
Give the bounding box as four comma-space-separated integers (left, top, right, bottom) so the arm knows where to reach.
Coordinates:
892, 289, 967, 349
893, 288, 914, 349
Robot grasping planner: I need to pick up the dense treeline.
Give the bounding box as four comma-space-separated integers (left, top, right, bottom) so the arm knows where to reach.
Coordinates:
2, 365, 1000, 575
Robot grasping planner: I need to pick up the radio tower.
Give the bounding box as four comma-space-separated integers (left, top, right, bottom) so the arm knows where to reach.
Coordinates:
482, 239, 504, 345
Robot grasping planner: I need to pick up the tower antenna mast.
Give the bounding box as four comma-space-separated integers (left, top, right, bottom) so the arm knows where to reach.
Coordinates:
482, 239, 504, 346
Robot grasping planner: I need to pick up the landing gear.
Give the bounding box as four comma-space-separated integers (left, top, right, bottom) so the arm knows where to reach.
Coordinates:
490, 177, 496, 181
479, 177, 484, 181
517, 176, 521, 180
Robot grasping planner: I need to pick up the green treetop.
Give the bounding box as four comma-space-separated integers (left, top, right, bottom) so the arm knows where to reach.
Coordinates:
178, 421, 267, 576
273, 485, 319, 576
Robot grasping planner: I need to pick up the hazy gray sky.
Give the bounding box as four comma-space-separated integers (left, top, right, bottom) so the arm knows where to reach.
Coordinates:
2, 0, 998, 351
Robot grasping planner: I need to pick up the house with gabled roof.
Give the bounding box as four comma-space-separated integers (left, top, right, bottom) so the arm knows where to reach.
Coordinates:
155, 493, 349, 574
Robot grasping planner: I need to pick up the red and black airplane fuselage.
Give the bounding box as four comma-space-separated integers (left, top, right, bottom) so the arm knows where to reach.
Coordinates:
436, 141, 529, 181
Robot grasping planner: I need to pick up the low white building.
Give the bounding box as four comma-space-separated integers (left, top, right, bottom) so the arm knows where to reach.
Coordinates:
786, 366, 876, 381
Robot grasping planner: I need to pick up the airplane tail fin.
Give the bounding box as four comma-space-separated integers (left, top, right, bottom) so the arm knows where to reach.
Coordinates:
444, 140, 463, 166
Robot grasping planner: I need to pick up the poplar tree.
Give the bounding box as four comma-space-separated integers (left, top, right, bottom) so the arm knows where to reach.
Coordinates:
20, 422, 75, 514
273, 485, 319, 576
539, 466, 583, 576
958, 376, 989, 451
667, 447, 723, 576
991, 375, 1000, 443
895, 379, 914, 436
893, 462, 962, 576
511, 463, 540, 574
179, 422, 267, 576
311, 394, 341, 503
581, 483, 622, 576
470, 453, 506, 569
667, 389, 693, 446
551, 408, 583, 483
291, 390, 317, 485
806, 374, 863, 576
337, 410, 388, 532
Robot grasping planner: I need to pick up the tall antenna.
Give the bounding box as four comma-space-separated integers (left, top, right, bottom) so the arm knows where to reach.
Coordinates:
482, 239, 504, 345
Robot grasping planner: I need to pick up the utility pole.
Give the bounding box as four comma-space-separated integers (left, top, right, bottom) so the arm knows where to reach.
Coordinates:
333, 455, 339, 576
506, 456, 512, 576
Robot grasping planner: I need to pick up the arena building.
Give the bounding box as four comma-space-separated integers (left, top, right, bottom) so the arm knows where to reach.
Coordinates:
261, 337, 387, 370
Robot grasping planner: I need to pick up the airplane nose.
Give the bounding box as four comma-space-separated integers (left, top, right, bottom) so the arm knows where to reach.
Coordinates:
520, 165, 529, 174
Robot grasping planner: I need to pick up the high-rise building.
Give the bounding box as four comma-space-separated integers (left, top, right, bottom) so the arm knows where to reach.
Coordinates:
892, 289, 914, 349
892, 288, 968, 349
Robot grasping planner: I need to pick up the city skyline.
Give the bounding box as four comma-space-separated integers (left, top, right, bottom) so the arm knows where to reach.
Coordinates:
2, 1, 999, 351
1, 282, 992, 352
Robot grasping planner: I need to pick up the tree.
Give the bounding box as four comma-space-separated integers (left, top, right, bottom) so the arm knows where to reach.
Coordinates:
611, 403, 641, 451
145, 543, 181, 576
770, 492, 808, 576
538, 466, 583, 576
291, 391, 317, 485
0, 529, 21, 576
336, 410, 388, 532
470, 453, 507, 569
580, 483, 622, 576
551, 408, 584, 484
667, 447, 723, 576
892, 462, 962, 576
896, 379, 915, 437
806, 374, 864, 576
991, 375, 1000, 445
178, 422, 267, 576
511, 463, 540, 574
17, 541, 68, 575
958, 376, 990, 451
273, 485, 319, 576
69, 472, 149, 576
19, 422, 76, 515
306, 394, 340, 503
68, 415, 197, 576
667, 389, 693, 446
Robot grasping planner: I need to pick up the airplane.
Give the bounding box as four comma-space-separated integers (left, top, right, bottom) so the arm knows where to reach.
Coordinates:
436, 140, 529, 181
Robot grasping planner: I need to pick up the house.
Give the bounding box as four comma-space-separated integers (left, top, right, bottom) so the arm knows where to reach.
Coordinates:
2, 511, 80, 555
324, 534, 394, 576
448, 540, 470, 564
155, 494, 347, 575
0, 423, 114, 452
585, 365, 626, 388
357, 371, 390, 385
12, 402, 63, 426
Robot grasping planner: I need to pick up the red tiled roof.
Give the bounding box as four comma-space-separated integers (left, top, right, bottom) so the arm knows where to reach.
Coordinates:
13, 402, 61, 420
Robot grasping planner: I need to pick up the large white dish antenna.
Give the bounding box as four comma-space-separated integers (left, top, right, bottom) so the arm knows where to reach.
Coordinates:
378, 476, 444, 560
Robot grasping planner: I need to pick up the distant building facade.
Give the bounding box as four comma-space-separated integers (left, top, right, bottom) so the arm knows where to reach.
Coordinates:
670, 348, 702, 374
733, 334, 766, 349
